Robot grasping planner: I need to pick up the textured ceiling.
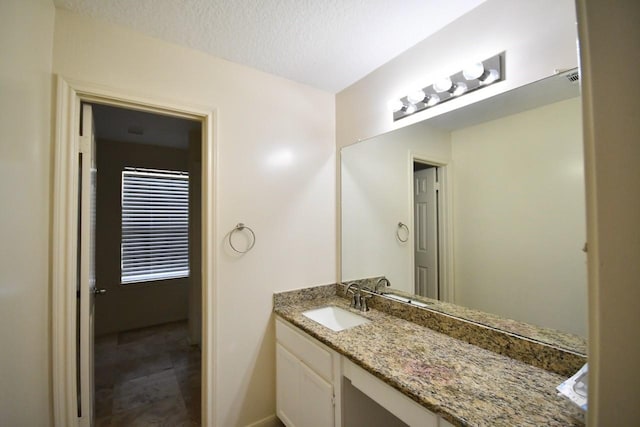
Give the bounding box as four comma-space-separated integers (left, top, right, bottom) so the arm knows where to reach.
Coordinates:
54, 0, 486, 92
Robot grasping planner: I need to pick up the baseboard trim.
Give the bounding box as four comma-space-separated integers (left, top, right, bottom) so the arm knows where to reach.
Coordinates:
245, 414, 283, 427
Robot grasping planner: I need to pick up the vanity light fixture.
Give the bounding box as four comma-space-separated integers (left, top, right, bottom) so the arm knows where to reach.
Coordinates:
451, 82, 467, 96
433, 76, 453, 93
390, 52, 504, 121
426, 94, 440, 107
480, 68, 500, 85
462, 62, 485, 80
407, 89, 426, 104
389, 99, 405, 113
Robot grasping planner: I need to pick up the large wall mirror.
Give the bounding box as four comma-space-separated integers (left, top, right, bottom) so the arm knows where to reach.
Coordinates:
341, 70, 587, 352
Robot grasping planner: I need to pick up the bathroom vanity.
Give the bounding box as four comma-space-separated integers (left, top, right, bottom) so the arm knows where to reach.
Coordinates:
273, 284, 585, 427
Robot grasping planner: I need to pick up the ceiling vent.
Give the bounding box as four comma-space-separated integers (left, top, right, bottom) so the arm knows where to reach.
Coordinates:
566, 71, 580, 83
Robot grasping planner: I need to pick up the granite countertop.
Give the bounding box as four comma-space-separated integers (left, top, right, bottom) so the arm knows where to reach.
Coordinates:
378, 287, 587, 355
274, 290, 585, 427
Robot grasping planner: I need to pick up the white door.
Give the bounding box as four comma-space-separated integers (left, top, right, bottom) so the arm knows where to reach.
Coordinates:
414, 167, 438, 299
78, 103, 98, 427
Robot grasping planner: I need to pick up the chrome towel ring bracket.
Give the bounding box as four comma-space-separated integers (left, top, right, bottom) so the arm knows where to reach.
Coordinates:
228, 223, 256, 254
396, 222, 409, 243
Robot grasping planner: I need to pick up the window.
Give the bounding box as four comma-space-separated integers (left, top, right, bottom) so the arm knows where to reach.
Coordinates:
121, 167, 189, 284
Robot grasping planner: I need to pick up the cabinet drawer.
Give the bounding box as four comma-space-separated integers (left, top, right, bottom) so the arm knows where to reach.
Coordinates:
276, 318, 333, 381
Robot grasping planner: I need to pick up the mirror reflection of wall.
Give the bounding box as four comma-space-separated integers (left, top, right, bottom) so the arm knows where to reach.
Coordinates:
341, 122, 450, 294
341, 72, 587, 339
451, 96, 586, 338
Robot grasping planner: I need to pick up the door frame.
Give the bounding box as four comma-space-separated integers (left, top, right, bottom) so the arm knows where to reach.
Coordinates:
51, 76, 217, 426
408, 153, 454, 303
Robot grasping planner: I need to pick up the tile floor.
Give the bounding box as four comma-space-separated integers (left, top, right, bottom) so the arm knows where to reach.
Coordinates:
94, 321, 201, 426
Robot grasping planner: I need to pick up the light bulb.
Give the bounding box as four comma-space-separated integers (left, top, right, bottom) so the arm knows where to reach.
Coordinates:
426, 94, 440, 107
388, 99, 404, 113
480, 69, 500, 85
407, 89, 426, 104
452, 82, 467, 96
463, 62, 484, 80
405, 104, 417, 114
433, 77, 452, 93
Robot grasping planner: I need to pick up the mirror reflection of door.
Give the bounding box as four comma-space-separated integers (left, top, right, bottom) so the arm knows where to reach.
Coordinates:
413, 162, 439, 299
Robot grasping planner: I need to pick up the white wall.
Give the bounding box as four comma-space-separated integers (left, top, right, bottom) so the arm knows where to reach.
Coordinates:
577, 0, 640, 424
341, 123, 450, 292
0, 0, 55, 425
53, 9, 335, 427
336, 0, 579, 149
451, 97, 587, 337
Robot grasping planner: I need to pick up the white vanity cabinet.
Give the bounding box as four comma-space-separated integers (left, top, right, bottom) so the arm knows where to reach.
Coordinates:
276, 318, 342, 427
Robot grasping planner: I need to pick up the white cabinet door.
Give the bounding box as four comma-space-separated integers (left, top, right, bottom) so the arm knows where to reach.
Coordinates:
277, 343, 300, 427
277, 342, 335, 427
300, 361, 334, 427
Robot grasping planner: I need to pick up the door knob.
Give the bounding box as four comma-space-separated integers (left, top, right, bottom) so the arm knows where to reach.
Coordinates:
93, 288, 107, 296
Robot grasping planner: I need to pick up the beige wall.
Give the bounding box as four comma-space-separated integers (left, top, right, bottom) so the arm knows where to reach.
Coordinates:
0, 0, 55, 425
53, 9, 336, 426
95, 139, 190, 336
451, 97, 587, 337
577, 0, 640, 424
336, 0, 579, 149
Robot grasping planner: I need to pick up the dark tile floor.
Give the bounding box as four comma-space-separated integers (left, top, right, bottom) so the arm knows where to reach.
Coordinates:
94, 321, 201, 426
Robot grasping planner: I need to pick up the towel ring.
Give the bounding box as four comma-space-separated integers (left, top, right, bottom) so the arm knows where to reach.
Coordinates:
396, 222, 409, 243
229, 223, 256, 253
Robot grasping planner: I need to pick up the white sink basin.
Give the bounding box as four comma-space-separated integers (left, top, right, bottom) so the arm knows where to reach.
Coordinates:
302, 306, 370, 332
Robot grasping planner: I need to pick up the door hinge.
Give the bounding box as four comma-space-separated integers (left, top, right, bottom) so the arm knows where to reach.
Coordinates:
332, 395, 336, 406
434, 182, 441, 191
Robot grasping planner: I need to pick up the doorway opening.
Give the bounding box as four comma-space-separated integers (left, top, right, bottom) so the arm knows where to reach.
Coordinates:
412, 160, 441, 300
90, 104, 202, 425
52, 78, 215, 427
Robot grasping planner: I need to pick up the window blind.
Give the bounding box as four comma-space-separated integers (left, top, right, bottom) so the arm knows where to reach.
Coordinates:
121, 167, 189, 284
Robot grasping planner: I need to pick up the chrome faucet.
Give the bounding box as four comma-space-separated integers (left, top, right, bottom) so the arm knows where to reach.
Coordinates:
345, 282, 362, 310
374, 277, 390, 295
345, 282, 372, 312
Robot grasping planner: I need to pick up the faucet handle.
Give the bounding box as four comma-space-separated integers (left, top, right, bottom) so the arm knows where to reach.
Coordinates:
345, 282, 359, 308
354, 294, 362, 310
361, 293, 373, 312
